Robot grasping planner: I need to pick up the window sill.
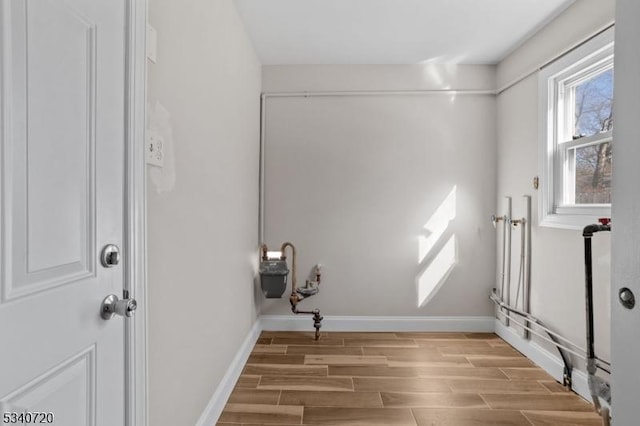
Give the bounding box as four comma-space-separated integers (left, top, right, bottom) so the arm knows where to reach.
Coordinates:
539, 211, 610, 231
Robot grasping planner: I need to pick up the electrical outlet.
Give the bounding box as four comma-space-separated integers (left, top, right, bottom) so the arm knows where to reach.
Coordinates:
146, 130, 164, 167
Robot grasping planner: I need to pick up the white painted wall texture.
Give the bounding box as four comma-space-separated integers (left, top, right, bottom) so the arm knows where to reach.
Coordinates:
496, 0, 615, 367
146, 1, 261, 425
262, 64, 496, 93
497, 0, 615, 90
261, 65, 497, 317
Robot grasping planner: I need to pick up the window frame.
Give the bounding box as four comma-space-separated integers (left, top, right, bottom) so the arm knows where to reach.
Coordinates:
538, 27, 614, 230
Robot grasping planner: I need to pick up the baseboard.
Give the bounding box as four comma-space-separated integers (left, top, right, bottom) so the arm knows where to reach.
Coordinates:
495, 319, 590, 401
198, 315, 592, 425
194, 319, 262, 426
260, 314, 495, 332
196, 314, 492, 425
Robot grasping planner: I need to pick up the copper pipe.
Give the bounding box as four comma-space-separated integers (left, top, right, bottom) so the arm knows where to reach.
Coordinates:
280, 242, 299, 305
277, 242, 323, 340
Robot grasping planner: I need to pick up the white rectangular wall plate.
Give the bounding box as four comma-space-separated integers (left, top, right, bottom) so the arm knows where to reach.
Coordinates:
146, 130, 164, 167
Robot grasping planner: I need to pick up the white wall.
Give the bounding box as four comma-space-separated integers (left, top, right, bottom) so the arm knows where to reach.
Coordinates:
146, 1, 261, 425
263, 64, 495, 92
496, 0, 615, 367
261, 65, 497, 317
611, 0, 640, 421
497, 0, 615, 90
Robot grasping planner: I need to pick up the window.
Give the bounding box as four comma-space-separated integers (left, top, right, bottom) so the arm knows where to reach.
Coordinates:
539, 27, 614, 229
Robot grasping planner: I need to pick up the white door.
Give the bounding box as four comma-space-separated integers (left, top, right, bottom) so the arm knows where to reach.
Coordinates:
0, 0, 128, 424
612, 0, 640, 424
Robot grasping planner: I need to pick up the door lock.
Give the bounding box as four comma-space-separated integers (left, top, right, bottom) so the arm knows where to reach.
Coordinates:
101, 244, 120, 267
619, 287, 635, 310
101, 292, 137, 320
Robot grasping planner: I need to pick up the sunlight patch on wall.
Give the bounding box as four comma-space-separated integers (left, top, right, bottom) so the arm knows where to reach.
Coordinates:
418, 186, 456, 264
417, 234, 457, 307
419, 63, 447, 89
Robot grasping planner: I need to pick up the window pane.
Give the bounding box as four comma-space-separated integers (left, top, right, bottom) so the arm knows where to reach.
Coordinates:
574, 69, 614, 139
573, 141, 612, 204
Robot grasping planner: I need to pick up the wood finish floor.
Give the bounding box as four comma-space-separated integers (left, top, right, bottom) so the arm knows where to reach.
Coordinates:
217, 331, 602, 426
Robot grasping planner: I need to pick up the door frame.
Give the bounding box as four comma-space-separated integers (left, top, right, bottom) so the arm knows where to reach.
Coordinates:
124, 0, 147, 425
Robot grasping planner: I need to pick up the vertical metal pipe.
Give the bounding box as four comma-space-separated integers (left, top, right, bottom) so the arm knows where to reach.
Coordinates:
584, 235, 596, 360
259, 94, 266, 243
499, 218, 507, 301
505, 196, 512, 326
523, 195, 532, 339
582, 222, 611, 420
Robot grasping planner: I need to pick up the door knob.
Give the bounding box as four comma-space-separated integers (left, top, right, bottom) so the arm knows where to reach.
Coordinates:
101, 293, 137, 320
101, 244, 120, 267
619, 287, 635, 309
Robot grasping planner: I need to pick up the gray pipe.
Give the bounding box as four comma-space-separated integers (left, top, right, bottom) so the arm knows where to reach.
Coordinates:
505, 196, 512, 326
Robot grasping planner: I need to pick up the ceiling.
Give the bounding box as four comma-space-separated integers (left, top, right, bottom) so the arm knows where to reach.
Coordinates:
234, 0, 575, 65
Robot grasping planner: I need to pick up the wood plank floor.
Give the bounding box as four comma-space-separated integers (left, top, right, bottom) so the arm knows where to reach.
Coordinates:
217, 331, 602, 426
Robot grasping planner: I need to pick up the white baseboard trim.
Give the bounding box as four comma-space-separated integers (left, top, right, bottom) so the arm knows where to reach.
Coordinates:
495, 320, 590, 401
198, 315, 594, 425
572, 370, 590, 403
194, 319, 262, 426
260, 314, 495, 332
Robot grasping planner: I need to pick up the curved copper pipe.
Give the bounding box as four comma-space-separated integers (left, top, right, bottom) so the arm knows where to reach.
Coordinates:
280, 242, 298, 305
276, 242, 322, 340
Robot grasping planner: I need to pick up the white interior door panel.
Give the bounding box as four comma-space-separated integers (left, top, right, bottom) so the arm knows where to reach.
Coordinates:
1, 0, 127, 424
